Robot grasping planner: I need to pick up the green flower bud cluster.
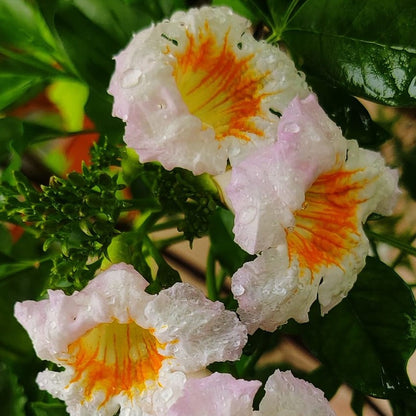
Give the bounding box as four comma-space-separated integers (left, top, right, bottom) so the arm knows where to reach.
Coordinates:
0, 163, 125, 291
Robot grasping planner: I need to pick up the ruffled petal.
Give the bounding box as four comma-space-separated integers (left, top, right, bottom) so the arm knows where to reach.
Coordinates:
165, 372, 260, 416
256, 370, 335, 416
15, 263, 246, 415
228, 94, 399, 331
232, 246, 320, 333
227, 94, 347, 254
108, 6, 309, 175
146, 282, 247, 371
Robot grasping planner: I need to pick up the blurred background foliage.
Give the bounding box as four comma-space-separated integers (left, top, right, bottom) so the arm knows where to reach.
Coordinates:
1, 0, 416, 415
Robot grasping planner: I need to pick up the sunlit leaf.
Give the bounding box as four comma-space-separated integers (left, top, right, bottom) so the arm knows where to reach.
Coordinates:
282, 0, 416, 106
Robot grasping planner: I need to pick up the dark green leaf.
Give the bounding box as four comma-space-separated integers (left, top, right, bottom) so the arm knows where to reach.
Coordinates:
309, 77, 390, 149
124, 0, 187, 21
72, 0, 152, 45
307, 365, 341, 400
282, 0, 416, 106
301, 257, 416, 398
351, 390, 365, 416
212, 0, 263, 23
54, 6, 119, 93
0, 363, 27, 416
209, 207, 253, 275
400, 146, 416, 200
31, 401, 68, 416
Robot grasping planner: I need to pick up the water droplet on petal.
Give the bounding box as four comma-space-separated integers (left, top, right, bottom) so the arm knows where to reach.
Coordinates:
121, 69, 143, 88
283, 122, 300, 133
239, 206, 257, 225
233, 285, 245, 296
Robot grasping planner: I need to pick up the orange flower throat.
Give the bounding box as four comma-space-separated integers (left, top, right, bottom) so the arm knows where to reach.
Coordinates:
168, 21, 269, 141
287, 169, 367, 278
62, 321, 166, 406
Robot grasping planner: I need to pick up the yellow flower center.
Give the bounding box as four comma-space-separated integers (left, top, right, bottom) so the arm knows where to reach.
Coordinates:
62, 320, 166, 406
168, 21, 270, 141
287, 169, 368, 277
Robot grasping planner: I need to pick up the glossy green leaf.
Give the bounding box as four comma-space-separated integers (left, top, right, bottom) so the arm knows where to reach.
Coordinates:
309, 77, 390, 149
301, 257, 416, 398
282, 0, 416, 106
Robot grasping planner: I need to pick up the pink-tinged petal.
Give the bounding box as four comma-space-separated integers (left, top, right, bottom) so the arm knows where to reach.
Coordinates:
228, 94, 399, 331
166, 373, 260, 416
14, 263, 246, 416
227, 94, 347, 254
146, 283, 247, 370
256, 370, 335, 416
108, 6, 309, 175
232, 247, 320, 333
14, 263, 153, 362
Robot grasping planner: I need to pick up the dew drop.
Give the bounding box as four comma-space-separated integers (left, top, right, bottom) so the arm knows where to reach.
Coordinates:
239, 206, 257, 225
233, 285, 245, 296
121, 69, 143, 88
283, 122, 300, 133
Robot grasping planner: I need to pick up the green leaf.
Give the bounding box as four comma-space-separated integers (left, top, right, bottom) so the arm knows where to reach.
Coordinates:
0, 74, 45, 112
400, 146, 416, 201
0, 259, 51, 364
309, 77, 390, 149
212, 0, 262, 23
306, 365, 341, 401
0, 363, 27, 416
124, 0, 187, 21
54, 6, 119, 93
351, 390, 365, 416
282, 0, 416, 106
31, 401, 68, 416
72, 0, 152, 45
301, 257, 416, 398
0, 0, 56, 56
209, 208, 253, 275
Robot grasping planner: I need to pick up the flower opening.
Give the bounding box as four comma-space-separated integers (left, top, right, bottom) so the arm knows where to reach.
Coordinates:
227, 94, 399, 332
108, 6, 309, 175
62, 320, 166, 406
287, 169, 367, 277
14, 263, 247, 415
171, 23, 268, 142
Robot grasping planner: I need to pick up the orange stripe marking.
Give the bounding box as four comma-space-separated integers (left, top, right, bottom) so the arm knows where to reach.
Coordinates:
286, 169, 369, 279
61, 320, 166, 407
168, 22, 270, 141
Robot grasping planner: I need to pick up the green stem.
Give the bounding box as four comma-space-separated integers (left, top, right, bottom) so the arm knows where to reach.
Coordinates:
239, 346, 264, 378
216, 268, 228, 293
143, 234, 165, 266
391, 232, 416, 268
155, 234, 186, 250
151, 218, 183, 232
206, 248, 217, 301
364, 224, 380, 260
365, 230, 416, 257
